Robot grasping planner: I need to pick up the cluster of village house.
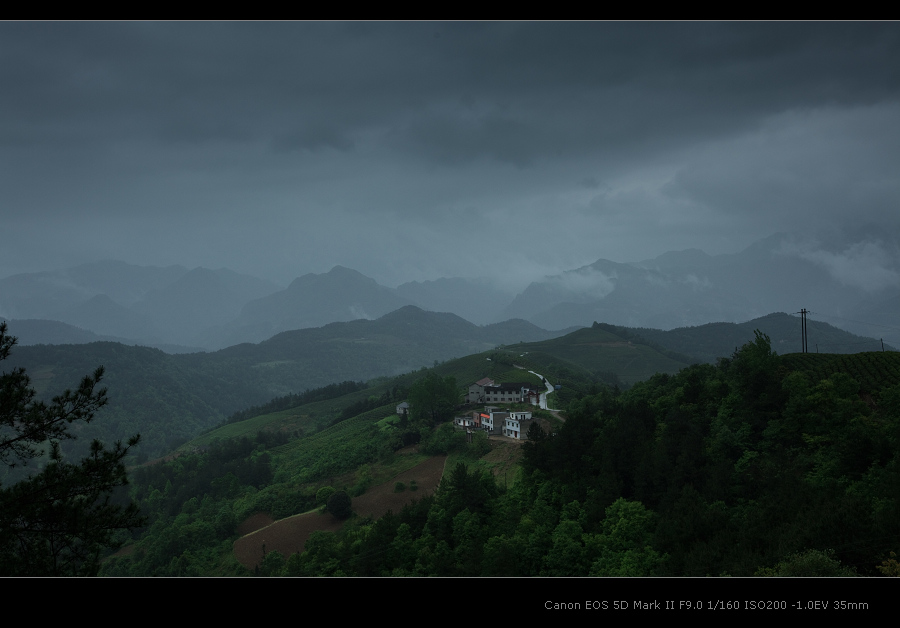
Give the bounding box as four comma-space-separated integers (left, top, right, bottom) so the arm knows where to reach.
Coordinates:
395, 377, 543, 440
458, 377, 541, 440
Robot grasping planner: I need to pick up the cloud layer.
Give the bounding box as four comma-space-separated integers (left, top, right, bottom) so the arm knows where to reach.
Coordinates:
2, 22, 899, 288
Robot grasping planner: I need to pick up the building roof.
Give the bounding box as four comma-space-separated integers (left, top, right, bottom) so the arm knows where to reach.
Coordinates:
485, 382, 535, 391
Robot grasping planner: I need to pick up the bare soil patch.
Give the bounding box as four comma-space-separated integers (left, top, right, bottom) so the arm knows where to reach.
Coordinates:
233, 511, 345, 569
352, 454, 447, 519
233, 455, 448, 571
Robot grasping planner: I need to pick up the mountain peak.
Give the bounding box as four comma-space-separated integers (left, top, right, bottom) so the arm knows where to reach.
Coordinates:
378, 304, 427, 318
327, 265, 376, 282
287, 266, 376, 290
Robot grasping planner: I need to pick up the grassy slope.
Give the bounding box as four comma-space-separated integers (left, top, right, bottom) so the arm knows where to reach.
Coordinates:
507, 326, 693, 386
187, 387, 378, 449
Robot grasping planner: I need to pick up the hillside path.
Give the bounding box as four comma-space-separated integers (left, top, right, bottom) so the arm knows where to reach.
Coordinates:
527, 370, 559, 412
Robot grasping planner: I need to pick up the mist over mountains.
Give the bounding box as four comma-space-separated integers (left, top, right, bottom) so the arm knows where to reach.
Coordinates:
0, 261, 281, 351
2, 231, 895, 464
504, 233, 898, 346
1, 233, 897, 351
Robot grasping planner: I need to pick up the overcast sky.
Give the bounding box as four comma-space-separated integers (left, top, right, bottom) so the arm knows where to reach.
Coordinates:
2, 22, 899, 289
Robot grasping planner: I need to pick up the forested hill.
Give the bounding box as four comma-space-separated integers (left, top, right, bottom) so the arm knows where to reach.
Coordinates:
261, 336, 900, 576
176, 305, 567, 398
98, 332, 900, 576
501, 324, 696, 386
2, 341, 269, 465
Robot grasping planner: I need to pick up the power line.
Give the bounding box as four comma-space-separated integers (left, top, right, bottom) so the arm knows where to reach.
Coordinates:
793, 309, 896, 353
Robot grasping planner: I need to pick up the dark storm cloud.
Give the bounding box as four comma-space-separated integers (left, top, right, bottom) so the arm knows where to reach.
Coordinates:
1, 22, 899, 286
7, 22, 898, 155
388, 22, 900, 167
662, 105, 900, 231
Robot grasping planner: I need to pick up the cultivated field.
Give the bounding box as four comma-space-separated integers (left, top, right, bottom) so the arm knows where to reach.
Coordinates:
233, 454, 448, 570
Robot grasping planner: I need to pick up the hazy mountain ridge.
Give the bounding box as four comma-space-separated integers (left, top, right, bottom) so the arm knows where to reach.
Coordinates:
222, 266, 412, 347
395, 276, 515, 326
0, 317, 206, 354
0, 261, 283, 350
0, 261, 189, 319
0, 318, 111, 345
0, 262, 548, 350
57, 294, 164, 344
132, 267, 281, 347
505, 233, 900, 347
1, 233, 896, 350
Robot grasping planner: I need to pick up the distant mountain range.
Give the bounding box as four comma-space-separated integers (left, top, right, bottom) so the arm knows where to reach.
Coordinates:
0, 261, 279, 351
0, 262, 520, 350
1, 232, 896, 350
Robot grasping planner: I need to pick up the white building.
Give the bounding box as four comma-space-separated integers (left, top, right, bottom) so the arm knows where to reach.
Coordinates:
503, 411, 533, 439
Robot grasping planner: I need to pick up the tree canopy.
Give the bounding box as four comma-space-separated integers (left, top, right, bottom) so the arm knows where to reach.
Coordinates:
287, 332, 899, 577
408, 372, 458, 425
325, 490, 352, 520
0, 322, 143, 576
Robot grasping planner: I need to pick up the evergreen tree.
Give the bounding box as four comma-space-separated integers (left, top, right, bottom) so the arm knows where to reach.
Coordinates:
0, 322, 143, 575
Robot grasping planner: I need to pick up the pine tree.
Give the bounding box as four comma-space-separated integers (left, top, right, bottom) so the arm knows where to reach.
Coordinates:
0, 322, 143, 575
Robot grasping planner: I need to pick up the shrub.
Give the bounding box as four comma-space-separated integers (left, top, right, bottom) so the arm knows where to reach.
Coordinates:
755, 549, 857, 577
421, 423, 466, 455
316, 486, 336, 506
326, 491, 352, 519
468, 431, 492, 459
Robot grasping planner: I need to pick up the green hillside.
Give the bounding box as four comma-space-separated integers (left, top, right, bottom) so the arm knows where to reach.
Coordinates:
191, 351, 548, 449
2, 309, 568, 461
16, 307, 900, 577
270, 336, 900, 577
91, 319, 900, 577
168, 322, 694, 453
4, 341, 270, 465
503, 325, 694, 386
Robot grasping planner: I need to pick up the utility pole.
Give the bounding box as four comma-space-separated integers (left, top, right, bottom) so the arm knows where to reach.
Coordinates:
797, 309, 808, 353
